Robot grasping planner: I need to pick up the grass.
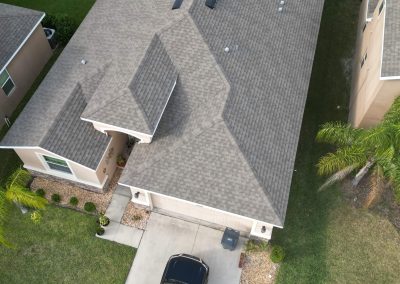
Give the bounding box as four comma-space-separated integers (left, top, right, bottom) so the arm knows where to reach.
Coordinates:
0, 206, 135, 283
1, 0, 95, 24
273, 0, 400, 283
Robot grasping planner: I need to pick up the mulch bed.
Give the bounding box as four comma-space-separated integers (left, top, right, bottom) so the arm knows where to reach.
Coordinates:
240, 250, 279, 284
30, 169, 122, 214
121, 202, 150, 230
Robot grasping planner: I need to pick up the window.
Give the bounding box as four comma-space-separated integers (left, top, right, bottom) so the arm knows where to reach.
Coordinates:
0, 69, 15, 96
360, 53, 367, 68
379, 1, 385, 15
362, 23, 367, 32
43, 155, 72, 174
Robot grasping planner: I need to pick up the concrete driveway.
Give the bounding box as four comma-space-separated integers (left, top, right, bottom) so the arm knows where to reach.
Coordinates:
126, 213, 245, 284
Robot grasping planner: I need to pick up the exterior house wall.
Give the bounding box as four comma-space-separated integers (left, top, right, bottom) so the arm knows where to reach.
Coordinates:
0, 24, 52, 127
349, 0, 400, 128
15, 147, 106, 192
126, 185, 273, 239
95, 131, 128, 183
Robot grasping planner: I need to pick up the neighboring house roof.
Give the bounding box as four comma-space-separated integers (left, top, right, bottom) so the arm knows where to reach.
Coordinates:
1, 0, 324, 226
0, 3, 45, 72
381, 0, 400, 77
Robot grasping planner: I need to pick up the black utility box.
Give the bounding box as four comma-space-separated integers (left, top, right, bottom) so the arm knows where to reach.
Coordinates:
221, 227, 240, 251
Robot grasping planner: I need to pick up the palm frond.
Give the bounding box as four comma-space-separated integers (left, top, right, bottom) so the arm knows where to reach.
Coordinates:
360, 125, 392, 150
316, 122, 363, 146
317, 146, 367, 176
5, 187, 47, 210
6, 168, 31, 191
318, 164, 357, 191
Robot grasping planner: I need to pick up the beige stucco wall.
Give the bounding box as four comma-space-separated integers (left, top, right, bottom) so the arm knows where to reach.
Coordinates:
0, 24, 52, 127
349, 0, 400, 128
96, 131, 128, 182
15, 147, 104, 188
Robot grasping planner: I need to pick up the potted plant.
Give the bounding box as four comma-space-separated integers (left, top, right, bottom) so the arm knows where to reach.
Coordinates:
116, 154, 127, 168
96, 226, 105, 236
98, 212, 110, 227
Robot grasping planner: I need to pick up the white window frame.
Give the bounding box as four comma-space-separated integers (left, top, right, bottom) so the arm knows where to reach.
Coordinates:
38, 154, 76, 178
0, 69, 16, 96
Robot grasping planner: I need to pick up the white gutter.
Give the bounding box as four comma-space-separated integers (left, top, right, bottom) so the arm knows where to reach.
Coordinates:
0, 13, 46, 74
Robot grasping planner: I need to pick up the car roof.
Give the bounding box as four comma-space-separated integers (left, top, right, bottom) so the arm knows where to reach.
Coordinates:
163, 255, 208, 284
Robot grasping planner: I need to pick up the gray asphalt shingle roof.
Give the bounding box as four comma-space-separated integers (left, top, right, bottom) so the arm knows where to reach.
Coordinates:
381, 0, 400, 77
0, 3, 44, 70
1, 0, 324, 226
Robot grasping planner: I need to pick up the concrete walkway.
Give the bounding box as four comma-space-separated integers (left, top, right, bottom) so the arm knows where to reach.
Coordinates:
97, 185, 143, 248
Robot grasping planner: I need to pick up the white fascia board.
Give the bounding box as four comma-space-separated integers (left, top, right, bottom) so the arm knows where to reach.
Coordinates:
380, 75, 400, 80
80, 117, 153, 142
152, 78, 177, 136
118, 181, 282, 229
0, 13, 46, 74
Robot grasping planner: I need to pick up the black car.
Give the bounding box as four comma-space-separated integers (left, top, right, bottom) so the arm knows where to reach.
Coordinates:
160, 254, 209, 284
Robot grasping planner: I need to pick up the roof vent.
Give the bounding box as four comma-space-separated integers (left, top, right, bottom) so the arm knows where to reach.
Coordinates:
278, 7, 283, 12
172, 0, 183, 10
81, 59, 87, 65
205, 0, 217, 9
224, 47, 230, 53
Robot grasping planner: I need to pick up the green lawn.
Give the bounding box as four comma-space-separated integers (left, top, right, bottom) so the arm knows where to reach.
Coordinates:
273, 0, 400, 283
1, 0, 95, 24
0, 206, 135, 283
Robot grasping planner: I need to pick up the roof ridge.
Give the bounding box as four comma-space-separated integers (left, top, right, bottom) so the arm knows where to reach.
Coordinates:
220, 120, 283, 226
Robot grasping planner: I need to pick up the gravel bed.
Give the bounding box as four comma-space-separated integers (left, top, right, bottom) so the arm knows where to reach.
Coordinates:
31, 170, 122, 214
240, 251, 279, 284
121, 202, 150, 230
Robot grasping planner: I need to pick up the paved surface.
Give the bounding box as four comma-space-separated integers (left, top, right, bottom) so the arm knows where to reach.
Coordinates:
97, 185, 143, 248
97, 220, 143, 247
126, 213, 244, 284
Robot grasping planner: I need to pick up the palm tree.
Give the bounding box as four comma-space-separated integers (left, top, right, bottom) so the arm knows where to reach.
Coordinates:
0, 168, 47, 247
316, 96, 400, 204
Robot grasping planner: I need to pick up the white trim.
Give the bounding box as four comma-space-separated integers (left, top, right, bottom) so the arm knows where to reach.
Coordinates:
0, 69, 16, 96
152, 78, 177, 135
37, 152, 77, 178
0, 146, 41, 149
380, 75, 400, 80
80, 117, 153, 143
0, 13, 46, 74
118, 182, 281, 228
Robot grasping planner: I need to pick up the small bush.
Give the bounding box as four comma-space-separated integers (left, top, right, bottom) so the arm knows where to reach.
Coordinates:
36, 188, 46, 197
394, 188, 400, 204
270, 245, 285, 263
51, 193, 61, 203
132, 214, 142, 221
84, 202, 96, 212
69, 196, 79, 206
42, 14, 78, 46
96, 226, 105, 236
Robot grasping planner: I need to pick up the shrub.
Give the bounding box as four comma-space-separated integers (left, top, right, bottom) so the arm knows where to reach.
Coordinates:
394, 188, 400, 204
42, 14, 78, 46
51, 193, 61, 203
96, 226, 105, 236
270, 245, 285, 263
116, 154, 127, 167
98, 212, 110, 226
36, 188, 46, 197
84, 202, 96, 212
132, 214, 142, 221
69, 196, 79, 206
